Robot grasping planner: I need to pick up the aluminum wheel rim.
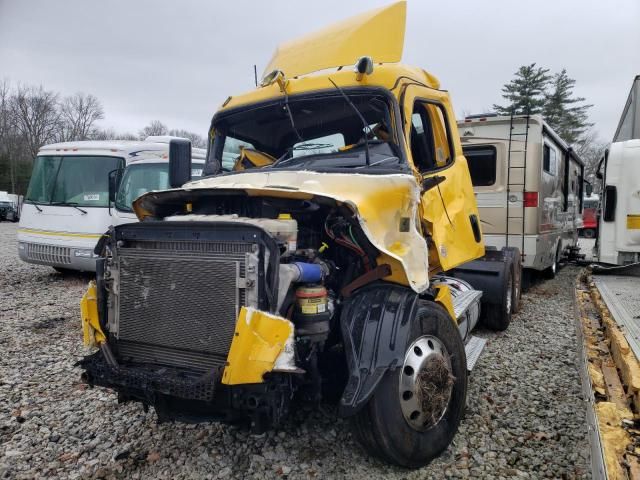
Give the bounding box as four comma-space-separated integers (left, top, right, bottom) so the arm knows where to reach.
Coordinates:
505, 276, 513, 314
399, 335, 453, 431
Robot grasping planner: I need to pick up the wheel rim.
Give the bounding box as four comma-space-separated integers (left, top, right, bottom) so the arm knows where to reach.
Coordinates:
399, 335, 454, 431
505, 276, 513, 314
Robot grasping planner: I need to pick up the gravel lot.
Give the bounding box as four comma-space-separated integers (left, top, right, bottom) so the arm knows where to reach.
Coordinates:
0, 222, 590, 479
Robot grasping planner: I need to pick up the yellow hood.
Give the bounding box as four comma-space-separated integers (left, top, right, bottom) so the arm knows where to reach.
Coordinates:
262, 1, 406, 80
134, 170, 429, 293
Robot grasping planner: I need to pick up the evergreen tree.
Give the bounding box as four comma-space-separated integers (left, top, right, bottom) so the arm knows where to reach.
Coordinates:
493, 63, 551, 115
543, 69, 593, 144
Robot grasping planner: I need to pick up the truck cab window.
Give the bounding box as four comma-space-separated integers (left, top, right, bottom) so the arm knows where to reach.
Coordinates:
410, 101, 452, 173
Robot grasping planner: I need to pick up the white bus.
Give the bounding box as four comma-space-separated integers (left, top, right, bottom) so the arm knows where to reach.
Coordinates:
18, 137, 206, 272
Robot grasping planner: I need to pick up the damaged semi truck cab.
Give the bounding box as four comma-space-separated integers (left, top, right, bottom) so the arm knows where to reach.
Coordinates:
79, 2, 515, 467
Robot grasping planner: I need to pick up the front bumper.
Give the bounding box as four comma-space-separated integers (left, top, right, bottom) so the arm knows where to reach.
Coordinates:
80, 350, 218, 403
18, 241, 98, 271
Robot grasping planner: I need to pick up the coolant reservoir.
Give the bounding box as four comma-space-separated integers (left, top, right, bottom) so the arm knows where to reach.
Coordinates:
275, 213, 298, 252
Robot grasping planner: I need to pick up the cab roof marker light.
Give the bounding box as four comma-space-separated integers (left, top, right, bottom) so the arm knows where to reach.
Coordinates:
354, 56, 374, 81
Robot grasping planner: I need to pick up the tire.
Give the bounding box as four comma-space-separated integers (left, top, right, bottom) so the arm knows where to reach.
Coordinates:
543, 243, 561, 279
503, 248, 522, 314
351, 301, 467, 468
53, 266, 73, 275
583, 228, 595, 239
482, 267, 513, 331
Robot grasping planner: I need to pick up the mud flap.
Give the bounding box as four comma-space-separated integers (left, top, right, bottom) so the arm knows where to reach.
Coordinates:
338, 284, 418, 416
448, 248, 512, 318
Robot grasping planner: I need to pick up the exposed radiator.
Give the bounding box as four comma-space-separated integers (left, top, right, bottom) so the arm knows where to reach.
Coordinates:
114, 240, 255, 372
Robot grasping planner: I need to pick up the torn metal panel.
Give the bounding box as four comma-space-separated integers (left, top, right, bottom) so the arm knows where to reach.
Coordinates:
80, 281, 106, 347
222, 307, 295, 385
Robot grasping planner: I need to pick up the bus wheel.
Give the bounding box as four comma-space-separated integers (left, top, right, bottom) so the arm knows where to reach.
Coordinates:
53, 267, 74, 275
583, 228, 595, 239
351, 302, 467, 468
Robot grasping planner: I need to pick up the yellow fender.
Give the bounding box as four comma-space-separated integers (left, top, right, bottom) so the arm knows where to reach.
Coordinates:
80, 281, 106, 347
222, 307, 294, 385
435, 283, 456, 323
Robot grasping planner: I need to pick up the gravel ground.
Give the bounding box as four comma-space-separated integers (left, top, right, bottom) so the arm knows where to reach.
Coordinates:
0, 222, 590, 479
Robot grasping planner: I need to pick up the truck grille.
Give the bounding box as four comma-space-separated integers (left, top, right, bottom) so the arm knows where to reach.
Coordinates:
115, 240, 254, 372
25, 243, 71, 265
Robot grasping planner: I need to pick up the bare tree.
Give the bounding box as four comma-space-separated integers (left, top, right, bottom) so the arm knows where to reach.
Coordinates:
168, 128, 207, 148
11, 84, 60, 158
139, 120, 168, 139
90, 127, 138, 141
0, 79, 18, 192
575, 130, 608, 190
58, 93, 104, 141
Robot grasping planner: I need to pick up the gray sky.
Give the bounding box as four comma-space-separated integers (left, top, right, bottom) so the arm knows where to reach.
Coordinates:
1, 0, 638, 141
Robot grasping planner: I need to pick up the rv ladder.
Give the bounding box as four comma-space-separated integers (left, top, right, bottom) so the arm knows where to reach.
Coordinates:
505, 112, 531, 258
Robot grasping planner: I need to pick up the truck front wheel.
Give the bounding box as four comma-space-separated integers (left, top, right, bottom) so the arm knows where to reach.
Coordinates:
351, 302, 467, 467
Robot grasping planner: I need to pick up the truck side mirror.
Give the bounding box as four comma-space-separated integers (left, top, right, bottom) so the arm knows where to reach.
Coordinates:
421, 175, 446, 193
585, 182, 593, 196
169, 139, 192, 188
108, 169, 123, 203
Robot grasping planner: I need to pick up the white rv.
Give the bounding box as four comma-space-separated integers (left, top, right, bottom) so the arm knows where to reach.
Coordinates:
18, 137, 206, 272
596, 75, 640, 265
459, 114, 584, 277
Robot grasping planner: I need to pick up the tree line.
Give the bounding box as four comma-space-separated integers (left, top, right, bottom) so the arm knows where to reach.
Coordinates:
0, 80, 206, 195
493, 63, 606, 182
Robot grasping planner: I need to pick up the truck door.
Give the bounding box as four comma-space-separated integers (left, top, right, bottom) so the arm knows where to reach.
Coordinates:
401, 85, 484, 271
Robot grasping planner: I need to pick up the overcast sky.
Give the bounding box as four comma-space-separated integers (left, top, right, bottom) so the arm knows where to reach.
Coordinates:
1, 0, 638, 142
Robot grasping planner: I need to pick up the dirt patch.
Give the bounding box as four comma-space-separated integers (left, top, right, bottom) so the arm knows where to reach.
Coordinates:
417, 355, 455, 428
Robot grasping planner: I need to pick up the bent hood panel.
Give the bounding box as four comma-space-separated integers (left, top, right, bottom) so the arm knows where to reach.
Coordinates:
135, 170, 429, 293
262, 1, 406, 80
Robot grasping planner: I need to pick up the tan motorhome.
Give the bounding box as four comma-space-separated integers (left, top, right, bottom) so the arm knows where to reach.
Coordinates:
458, 114, 584, 277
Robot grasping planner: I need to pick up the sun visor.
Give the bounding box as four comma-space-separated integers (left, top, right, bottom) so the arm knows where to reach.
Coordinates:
262, 1, 406, 80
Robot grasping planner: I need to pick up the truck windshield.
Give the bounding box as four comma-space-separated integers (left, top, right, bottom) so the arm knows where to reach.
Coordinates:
212, 91, 404, 172
25, 155, 123, 207
115, 162, 203, 211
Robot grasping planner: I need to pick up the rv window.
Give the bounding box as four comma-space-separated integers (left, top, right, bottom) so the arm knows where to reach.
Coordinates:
409, 101, 452, 172
463, 146, 497, 186
543, 144, 556, 175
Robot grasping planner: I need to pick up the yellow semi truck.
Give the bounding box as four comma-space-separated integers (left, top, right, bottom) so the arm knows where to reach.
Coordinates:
79, 2, 519, 467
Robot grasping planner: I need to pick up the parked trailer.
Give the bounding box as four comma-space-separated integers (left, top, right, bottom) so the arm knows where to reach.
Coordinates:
78, 2, 517, 468
458, 114, 585, 278
595, 75, 640, 266
18, 137, 205, 271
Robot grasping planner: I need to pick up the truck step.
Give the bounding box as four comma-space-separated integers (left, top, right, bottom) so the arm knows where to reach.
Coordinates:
465, 335, 487, 371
